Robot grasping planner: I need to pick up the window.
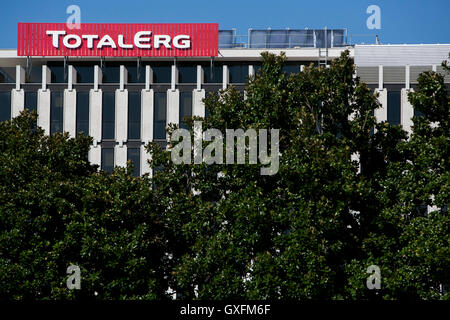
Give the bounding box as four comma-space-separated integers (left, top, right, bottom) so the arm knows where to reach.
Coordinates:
178, 63, 197, 83
387, 91, 401, 125
47, 62, 66, 83
228, 63, 248, 83
179, 91, 192, 130
0, 91, 11, 122
76, 91, 89, 135
282, 62, 301, 74
102, 92, 115, 140
101, 148, 114, 173
73, 62, 95, 83
154, 92, 167, 140
25, 66, 43, 83
102, 63, 120, 83
127, 148, 140, 177
0, 67, 15, 83
151, 63, 172, 83
203, 63, 223, 83
128, 92, 141, 140
50, 91, 64, 133
25, 91, 37, 113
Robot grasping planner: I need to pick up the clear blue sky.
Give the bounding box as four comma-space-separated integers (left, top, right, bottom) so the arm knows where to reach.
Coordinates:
1, 0, 449, 48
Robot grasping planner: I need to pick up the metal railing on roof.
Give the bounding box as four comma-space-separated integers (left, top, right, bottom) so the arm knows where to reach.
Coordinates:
219, 28, 348, 49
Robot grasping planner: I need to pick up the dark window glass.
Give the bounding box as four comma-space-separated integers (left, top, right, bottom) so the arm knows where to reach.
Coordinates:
128, 92, 141, 140
0, 67, 16, 83
178, 63, 197, 83
101, 148, 114, 173
102, 63, 120, 83
73, 62, 95, 83
48, 62, 66, 83
151, 63, 172, 83
50, 91, 64, 133
282, 62, 301, 74
387, 91, 401, 125
228, 63, 248, 83
0, 91, 11, 121
125, 63, 144, 83
25, 66, 43, 83
179, 91, 192, 130
253, 63, 263, 76
25, 91, 37, 113
102, 92, 115, 140
154, 92, 167, 140
76, 91, 89, 135
203, 63, 223, 83
127, 148, 140, 177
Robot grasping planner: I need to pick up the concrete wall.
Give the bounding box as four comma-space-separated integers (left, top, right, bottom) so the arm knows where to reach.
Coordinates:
64, 89, 77, 137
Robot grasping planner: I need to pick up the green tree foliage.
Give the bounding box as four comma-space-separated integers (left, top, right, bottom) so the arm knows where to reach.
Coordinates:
0, 51, 448, 300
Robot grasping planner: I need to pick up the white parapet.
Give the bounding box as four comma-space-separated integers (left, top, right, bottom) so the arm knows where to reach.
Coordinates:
11, 88, 24, 118
64, 89, 77, 137
167, 89, 180, 140
141, 89, 154, 143
401, 88, 414, 136
193, 89, 205, 118
115, 89, 128, 143
37, 88, 51, 134
89, 89, 102, 143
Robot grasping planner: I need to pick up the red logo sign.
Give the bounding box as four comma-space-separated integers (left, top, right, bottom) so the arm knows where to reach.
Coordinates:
17, 23, 218, 57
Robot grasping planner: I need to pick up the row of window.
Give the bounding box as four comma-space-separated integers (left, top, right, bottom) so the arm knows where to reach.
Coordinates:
101, 147, 140, 177
0, 62, 314, 85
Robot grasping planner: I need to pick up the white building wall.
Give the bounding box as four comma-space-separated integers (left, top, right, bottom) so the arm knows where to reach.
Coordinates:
11, 89, 24, 118
64, 89, 77, 137
37, 89, 51, 134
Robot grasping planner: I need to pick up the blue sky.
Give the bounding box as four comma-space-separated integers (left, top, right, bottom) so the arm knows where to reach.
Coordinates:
1, 0, 449, 48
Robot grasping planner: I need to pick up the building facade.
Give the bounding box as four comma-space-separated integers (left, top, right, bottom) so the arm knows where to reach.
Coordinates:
0, 26, 449, 176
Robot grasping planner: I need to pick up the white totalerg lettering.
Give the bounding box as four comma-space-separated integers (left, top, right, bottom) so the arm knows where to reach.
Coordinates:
46, 30, 192, 50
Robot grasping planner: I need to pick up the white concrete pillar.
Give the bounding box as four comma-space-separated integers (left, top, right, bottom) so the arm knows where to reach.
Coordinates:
115, 89, 128, 143
68, 65, 77, 91
141, 89, 154, 143
94, 65, 102, 91
63, 89, 77, 137
120, 65, 128, 91
249, 65, 255, 79
37, 89, 51, 134
223, 65, 229, 90
193, 89, 206, 118
115, 144, 127, 168
405, 65, 410, 90
11, 89, 24, 118
401, 88, 414, 135
432, 64, 437, 72
196, 65, 203, 91
89, 145, 101, 169
300, 65, 305, 72
42, 65, 51, 91
378, 65, 383, 90
89, 89, 102, 144
167, 89, 180, 140
16, 65, 25, 91
171, 64, 178, 91
141, 144, 152, 177
374, 88, 387, 124
145, 65, 153, 91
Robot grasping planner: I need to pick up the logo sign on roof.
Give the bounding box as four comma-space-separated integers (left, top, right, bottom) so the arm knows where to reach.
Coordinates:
17, 23, 218, 57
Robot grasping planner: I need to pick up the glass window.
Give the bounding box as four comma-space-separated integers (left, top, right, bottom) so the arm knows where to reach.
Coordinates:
47, 62, 66, 83
101, 148, 114, 173
282, 62, 301, 74
127, 148, 140, 177
179, 91, 192, 130
178, 63, 197, 83
25, 66, 43, 83
102, 63, 120, 83
151, 63, 172, 83
0, 91, 11, 121
387, 91, 401, 125
50, 91, 64, 133
73, 62, 95, 83
25, 91, 37, 113
102, 92, 115, 140
0, 67, 16, 83
228, 63, 248, 83
414, 106, 424, 118
154, 92, 167, 140
76, 91, 89, 135
128, 92, 141, 140
125, 63, 144, 83
203, 63, 223, 84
